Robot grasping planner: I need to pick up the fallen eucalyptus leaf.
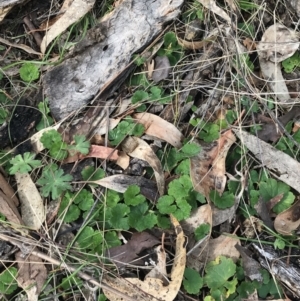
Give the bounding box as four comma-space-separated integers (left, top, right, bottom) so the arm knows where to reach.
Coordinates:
190, 130, 236, 199
15, 172, 45, 230
103, 215, 186, 301
152, 56, 171, 82
134, 112, 183, 148
89, 174, 159, 202
41, 0, 96, 53
234, 130, 300, 194
274, 199, 300, 235
122, 136, 164, 196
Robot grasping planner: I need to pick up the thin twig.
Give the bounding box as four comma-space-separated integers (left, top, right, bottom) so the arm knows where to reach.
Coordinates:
0, 233, 135, 301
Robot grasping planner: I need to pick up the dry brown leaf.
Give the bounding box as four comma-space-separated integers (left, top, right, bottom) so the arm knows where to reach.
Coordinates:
40, 0, 96, 53
187, 233, 240, 270
103, 215, 186, 301
65, 145, 119, 163
0, 172, 19, 206
207, 234, 240, 262
243, 37, 256, 51
0, 37, 41, 55
235, 245, 262, 281
15, 173, 45, 230
90, 174, 159, 202
197, 0, 231, 23
177, 36, 216, 50
106, 232, 160, 268
182, 204, 212, 235
122, 136, 165, 196
234, 130, 300, 194
152, 56, 171, 82
190, 130, 236, 199
0, 6, 12, 22
145, 245, 168, 283
116, 151, 130, 170
134, 112, 183, 148
16, 251, 47, 299
0, 190, 23, 226
274, 199, 300, 235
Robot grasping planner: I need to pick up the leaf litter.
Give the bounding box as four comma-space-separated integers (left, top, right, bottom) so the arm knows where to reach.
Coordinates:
2, 0, 300, 300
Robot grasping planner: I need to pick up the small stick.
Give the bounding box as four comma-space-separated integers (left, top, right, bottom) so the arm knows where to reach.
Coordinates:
23, 16, 43, 47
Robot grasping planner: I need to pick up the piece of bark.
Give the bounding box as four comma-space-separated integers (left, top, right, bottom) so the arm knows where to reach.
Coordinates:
253, 243, 300, 298
43, 0, 184, 120
0, 0, 29, 8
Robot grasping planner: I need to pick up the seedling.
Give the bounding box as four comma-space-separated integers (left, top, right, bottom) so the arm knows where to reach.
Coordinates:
37, 163, 73, 200
9, 152, 41, 174
108, 116, 145, 146
0, 267, 18, 295
282, 51, 300, 73
157, 32, 183, 66
19, 62, 40, 82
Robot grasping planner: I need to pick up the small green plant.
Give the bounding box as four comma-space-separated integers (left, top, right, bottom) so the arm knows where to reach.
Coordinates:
131, 86, 172, 105
36, 99, 54, 131
133, 54, 147, 66
105, 185, 157, 232
40, 130, 90, 160
108, 116, 145, 146
238, 22, 255, 37
9, 152, 41, 174
282, 51, 300, 73
194, 223, 211, 241
190, 119, 220, 142
209, 190, 235, 209
0, 267, 18, 295
183, 267, 203, 294
248, 171, 295, 214
40, 130, 69, 160
59, 189, 94, 223
157, 32, 183, 66
237, 0, 258, 11
161, 141, 202, 172
157, 175, 197, 221
69, 134, 90, 155
37, 163, 73, 199
19, 62, 40, 82
182, 1, 205, 22
204, 256, 238, 301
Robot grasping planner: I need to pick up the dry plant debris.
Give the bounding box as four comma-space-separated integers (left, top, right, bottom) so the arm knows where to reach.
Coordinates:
1, 0, 300, 300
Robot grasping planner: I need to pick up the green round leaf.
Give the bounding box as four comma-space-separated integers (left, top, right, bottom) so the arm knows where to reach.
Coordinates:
19, 63, 40, 82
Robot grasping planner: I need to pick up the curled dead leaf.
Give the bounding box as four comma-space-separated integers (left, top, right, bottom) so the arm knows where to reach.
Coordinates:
122, 136, 165, 196
274, 199, 300, 235
90, 174, 159, 202
134, 112, 183, 148
16, 251, 47, 299
190, 130, 236, 198
103, 215, 186, 301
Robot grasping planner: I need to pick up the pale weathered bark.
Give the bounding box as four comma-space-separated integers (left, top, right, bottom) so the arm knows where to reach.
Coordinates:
0, 0, 29, 8
43, 0, 184, 120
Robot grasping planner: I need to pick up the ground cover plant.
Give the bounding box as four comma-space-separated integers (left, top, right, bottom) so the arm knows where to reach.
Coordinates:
1, 0, 300, 300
